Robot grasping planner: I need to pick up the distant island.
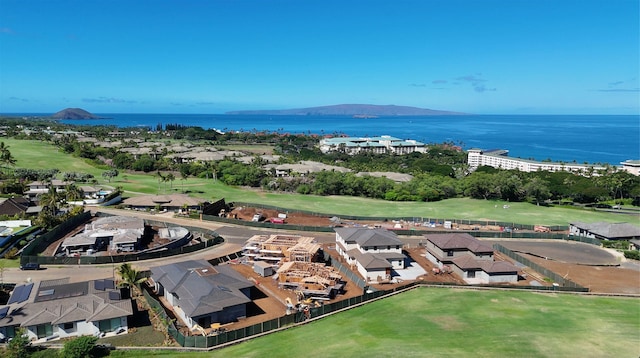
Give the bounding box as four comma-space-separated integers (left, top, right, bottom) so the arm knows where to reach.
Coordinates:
226, 104, 466, 116
52, 108, 102, 119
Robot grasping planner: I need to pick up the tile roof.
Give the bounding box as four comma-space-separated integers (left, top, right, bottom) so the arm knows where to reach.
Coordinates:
151, 260, 253, 318
335, 227, 404, 246
0, 278, 132, 328
571, 222, 640, 239
425, 233, 494, 253
348, 249, 392, 270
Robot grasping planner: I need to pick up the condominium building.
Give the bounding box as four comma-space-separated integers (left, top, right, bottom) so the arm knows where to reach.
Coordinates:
467, 149, 608, 175
319, 135, 428, 155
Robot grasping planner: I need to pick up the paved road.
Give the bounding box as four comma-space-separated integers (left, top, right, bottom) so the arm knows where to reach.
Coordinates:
4, 208, 335, 285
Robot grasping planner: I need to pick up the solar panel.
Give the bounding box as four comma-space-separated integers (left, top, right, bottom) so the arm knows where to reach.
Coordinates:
8, 283, 33, 304
95, 280, 105, 291
108, 291, 121, 300
7, 286, 23, 304
0, 306, 9, 319
104, 279, 115, 290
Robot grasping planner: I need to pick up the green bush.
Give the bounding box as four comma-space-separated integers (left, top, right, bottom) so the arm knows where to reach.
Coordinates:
602, 240, 630, 250
61, 335, 98, 358
623, 250, 640, 260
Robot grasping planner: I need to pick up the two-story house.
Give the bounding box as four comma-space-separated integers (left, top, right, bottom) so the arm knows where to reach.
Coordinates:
335, 227, 405, 283
424, 233, 518, 284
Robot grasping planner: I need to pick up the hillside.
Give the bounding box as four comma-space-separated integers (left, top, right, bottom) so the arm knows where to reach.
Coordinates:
226, 104, 466, 116
51, 108, 101, 119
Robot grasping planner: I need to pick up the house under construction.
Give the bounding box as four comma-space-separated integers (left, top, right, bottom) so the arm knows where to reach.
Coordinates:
276, 261, 345, 299
242, 234, 322, 263
242, 234, 345, 299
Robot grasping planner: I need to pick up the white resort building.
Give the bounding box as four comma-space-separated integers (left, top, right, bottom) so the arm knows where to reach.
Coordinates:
319, 135, 427, 155
467, 149, 610, 175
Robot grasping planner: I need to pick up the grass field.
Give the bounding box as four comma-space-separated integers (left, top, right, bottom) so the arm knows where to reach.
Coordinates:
109, 288, 640, 358
3, 138, 638, 226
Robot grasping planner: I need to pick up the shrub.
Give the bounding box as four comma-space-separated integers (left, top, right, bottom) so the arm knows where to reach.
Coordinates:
61, 335, 98, 358
623, 250, 640, 261
601, 240, 630, 250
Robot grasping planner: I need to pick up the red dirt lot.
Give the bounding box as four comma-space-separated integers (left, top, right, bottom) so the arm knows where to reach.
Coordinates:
520, 253, 640, 294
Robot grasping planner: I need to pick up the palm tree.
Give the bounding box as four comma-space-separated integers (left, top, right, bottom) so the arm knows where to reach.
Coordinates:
65, 183, 84, 202
117, 263, 146, 299
0, 141, 16, 173
39, 184, 63, 214
165, 172, 175, 191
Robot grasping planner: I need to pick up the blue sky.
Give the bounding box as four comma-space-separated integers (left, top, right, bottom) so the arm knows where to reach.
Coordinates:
0, 0, 638, 114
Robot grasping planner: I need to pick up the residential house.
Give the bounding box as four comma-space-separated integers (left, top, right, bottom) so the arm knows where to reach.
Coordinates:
60, 216, 145, 255
149, 260, 254, 330
569, 222, 640, 241
122, 194, 202, 212
424, 233, 518, 284
334, 227, 405, 283
25, 180, 73, 200
0, 197, 40, 216
0, 278, 132, 342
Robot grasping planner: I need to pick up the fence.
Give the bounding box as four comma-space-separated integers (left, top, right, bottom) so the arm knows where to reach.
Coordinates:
20, 211, 92, 264
228, 201, 570, 232
147, 248, 590, 349
493, 243, 588, 291
20, 212, 224, 265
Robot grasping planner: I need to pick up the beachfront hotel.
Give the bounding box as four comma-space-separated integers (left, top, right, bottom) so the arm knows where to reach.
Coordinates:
319, 135, 428, 155
466, 149, 612, 175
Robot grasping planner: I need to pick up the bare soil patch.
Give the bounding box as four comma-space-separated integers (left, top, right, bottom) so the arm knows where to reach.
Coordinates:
520, 253, 640, 294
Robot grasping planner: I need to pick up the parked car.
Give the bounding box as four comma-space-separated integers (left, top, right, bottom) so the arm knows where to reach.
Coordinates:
20, 263, 40, 270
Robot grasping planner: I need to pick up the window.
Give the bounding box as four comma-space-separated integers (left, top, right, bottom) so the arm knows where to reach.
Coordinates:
447, 250, 454, 257
387, 246, 391, 250
36, 324, 53, 338
98, 317, 122, 333
63, 322, 74, 330
467, 271, 476, 278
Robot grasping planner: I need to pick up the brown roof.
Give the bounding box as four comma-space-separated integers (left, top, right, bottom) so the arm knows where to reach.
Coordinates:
0, 197, 30, 216
425, 233, 494, 253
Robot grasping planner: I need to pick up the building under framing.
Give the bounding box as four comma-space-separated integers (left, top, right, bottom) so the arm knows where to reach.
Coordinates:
242, 234, 321, 263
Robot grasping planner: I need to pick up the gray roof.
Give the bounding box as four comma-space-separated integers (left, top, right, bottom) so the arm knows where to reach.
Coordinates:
0, 278, 132, 328
151, 260, 253, 319
452, 255, 519, 274
123, 194, 202, 208
425, 233, 494, 253
348, 249, 392, 270
570, 222, 640, 239
335, 228, 404, 247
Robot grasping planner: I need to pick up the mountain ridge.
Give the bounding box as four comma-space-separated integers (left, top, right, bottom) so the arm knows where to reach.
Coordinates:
226, 104, 466, 116
51, 108, 102, 119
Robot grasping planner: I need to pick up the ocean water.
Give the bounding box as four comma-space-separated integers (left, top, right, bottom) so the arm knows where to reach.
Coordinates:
39, 114, 640, 165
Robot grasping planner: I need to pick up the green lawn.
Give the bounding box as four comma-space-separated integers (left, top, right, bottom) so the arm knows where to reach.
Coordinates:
3, 138, 638, 226
113, 288, 640, 358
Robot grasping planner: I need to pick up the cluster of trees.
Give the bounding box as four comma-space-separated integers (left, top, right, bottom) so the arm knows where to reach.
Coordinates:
2, 117, 639, 206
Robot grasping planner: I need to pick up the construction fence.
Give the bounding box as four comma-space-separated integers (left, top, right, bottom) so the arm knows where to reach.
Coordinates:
228, 201, 569, 232
143, 281, 410, 349
323, 249, 370, 290
493, 243, 588, 291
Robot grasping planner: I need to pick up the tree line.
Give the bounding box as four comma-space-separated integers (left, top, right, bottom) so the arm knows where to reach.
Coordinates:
2, 117, 639, 206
